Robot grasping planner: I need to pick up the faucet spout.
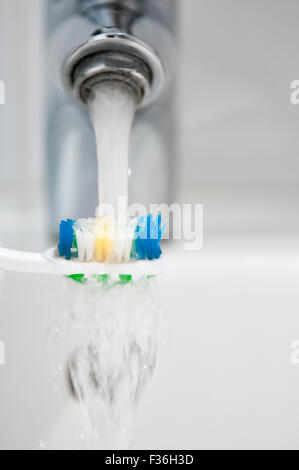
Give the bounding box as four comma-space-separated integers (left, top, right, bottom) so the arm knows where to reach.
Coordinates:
62, 31, 165, 108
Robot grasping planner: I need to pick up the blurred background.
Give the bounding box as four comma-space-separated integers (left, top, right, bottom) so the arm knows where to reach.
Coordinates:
1, 0, 299, 450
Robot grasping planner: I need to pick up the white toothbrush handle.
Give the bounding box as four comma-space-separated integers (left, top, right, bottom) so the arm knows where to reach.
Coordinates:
0, 247, 58, 275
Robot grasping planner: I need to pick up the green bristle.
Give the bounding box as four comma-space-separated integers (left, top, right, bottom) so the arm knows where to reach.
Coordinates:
67, 274, 155, 286
119, 275, 132, 285
68, 274, 86, 284
71, 234, 78, 258
73, 234, 78, 249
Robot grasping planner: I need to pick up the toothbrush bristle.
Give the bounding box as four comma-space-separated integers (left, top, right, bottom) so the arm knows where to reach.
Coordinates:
134, 215, 165, 261
58, 219, 75, 260
58, 214, 164, 263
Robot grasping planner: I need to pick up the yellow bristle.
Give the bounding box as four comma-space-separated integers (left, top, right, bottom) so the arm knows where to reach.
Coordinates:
94, 217, 114, 262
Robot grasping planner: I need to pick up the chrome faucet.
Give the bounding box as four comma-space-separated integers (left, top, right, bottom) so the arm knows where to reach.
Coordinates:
45, 0, 177, 231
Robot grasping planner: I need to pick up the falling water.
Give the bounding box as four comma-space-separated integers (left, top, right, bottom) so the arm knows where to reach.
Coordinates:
89, 81, 137, 211
49, 276, 163, 450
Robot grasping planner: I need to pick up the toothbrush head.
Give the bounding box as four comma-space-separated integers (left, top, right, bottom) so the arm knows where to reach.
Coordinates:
58, 214, 165, 265
54, 214, 165, 281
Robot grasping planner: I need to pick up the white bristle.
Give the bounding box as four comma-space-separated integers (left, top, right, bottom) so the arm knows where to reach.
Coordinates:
86, 232, 96, 262
116, 239, 125, 264
73, 217, 138, 264
75, 230, 86, 262
74, 219, 97, 263
124, 237, 132, 263
124, 218, 137, 263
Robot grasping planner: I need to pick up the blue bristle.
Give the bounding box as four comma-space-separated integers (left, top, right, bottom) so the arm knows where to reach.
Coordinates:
58, 219, 75, 260
134, 214, 165, 260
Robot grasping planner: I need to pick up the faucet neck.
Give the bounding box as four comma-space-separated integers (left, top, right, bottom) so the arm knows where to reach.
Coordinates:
79, 0, 145, 34
80, 0, 145, 15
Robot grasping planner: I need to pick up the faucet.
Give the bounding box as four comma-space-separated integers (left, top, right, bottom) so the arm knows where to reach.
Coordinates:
45, 0, 177, 232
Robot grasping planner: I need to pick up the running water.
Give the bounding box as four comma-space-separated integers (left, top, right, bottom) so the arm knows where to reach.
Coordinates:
89, 81, 137, 212
49, 277, 164, 450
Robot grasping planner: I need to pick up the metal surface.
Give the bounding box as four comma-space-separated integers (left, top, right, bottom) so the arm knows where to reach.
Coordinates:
62, 31, 165, 108
81, 0, 144, 13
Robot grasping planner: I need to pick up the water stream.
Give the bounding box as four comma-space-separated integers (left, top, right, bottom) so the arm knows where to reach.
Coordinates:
50, 276, 164, 450
48, 82, 163, 449
89, 81, 137, 212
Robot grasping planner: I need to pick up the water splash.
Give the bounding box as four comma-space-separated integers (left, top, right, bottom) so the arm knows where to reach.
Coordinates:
49, 276, 164, 450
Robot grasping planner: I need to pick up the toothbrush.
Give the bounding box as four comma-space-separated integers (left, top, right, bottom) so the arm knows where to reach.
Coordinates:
0, 214, 164, 281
